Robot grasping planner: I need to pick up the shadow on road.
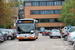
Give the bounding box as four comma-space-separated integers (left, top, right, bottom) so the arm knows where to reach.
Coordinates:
18, 39, 36, 41
50, 37, 61, 39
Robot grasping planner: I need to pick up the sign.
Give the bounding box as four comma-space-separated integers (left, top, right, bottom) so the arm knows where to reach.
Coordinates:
14, 23, 16, 26
60, 24, 62, 26
18, 20, 34, 23
67, 26, 72, 29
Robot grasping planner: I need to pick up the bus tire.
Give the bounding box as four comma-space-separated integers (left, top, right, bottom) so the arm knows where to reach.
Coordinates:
19, 39, 22, 41
36, 37, 38, 39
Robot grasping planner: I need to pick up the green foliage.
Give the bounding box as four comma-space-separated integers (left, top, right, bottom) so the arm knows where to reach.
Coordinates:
0, 0, 13, 28
21, 0, 24, 5
59, 29, 62, 33
59, 0, 75, 26
9, 0, 19, 7
15, 0, 19, 7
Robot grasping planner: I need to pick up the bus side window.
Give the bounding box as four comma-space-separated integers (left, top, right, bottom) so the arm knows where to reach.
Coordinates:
35, 24, 38, 30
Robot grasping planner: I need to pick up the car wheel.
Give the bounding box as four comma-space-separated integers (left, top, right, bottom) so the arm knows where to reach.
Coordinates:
62, 36, 65, 38
64, 36, 68, 41
7, 36, 12, 40
50, 36, 52, 38
58, 36, 61, 38
1, 39, 4, 42
73, 44, 75, 50
68, 42, 74, 45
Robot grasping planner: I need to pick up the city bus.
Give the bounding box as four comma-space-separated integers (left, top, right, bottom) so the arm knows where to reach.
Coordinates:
16, 19, 38, 41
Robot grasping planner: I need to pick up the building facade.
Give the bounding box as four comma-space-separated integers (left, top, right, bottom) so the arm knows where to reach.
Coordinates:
24, 0, 65, 30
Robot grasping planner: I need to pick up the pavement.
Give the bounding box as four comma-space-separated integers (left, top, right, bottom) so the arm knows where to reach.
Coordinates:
0, 34, 73, 50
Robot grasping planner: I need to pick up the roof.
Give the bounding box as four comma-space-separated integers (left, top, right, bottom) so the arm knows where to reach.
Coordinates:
24, 0, 64, 2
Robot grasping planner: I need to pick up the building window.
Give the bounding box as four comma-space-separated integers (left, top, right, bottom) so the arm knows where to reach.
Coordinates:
35, 10, 40, 14
30, 11, 35, 14
32, 2, 39, 6
40, 2, 46, 6
31, 1, 64, 6
62, 1, 65, 5
54, 1, 62, 5
40, 10, 44, 14
46, 10, 50, 14
30, 10, 60, 15
49, 10, 54, 14
49, 19, 54, 22
55, 18, 61, 22
37, 18, 61, 23
54, 10, 60, 14
47, 2, 53, 6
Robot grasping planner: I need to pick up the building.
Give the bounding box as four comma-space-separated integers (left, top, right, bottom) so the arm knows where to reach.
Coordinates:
24, 0, 65, 30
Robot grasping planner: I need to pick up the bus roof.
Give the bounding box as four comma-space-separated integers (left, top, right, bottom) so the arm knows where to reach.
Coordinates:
17, 18, 35, 20
16, 18, 38, 23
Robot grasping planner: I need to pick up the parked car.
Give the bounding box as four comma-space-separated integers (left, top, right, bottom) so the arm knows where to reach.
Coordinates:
73, 40, 75, 50
4, 29, 16, 40
42, 31, 46, 36
49, 29, 61, 38
0, 33, 4, 42
0, 30, 7, 41
45, 30, 51, 36
11, 29, 17, 38
68, 31, 75, 45
65, 27, 75, 41
62, 27, 68, 38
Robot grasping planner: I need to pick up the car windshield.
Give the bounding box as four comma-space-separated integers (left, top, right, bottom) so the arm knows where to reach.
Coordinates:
47, 30, 51, 32
0, 33, 2, 35
13, 30, 17, 32
52, 30, 59, 32
69, 28, 75, 32
17, 24, 34, 33
2, 31, 6, 34
5, 31, 9, 34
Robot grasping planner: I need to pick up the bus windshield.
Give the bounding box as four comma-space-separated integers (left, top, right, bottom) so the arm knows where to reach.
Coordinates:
17, 24, 34, 33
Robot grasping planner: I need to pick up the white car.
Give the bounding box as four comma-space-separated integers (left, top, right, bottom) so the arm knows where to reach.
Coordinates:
68, 31, 75, 44
49, 29, 61, 38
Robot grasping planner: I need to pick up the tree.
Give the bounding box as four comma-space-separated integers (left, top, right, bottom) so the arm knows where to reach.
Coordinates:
21, 0, 24, 5
14, 0, 19, 7
0, 0, 13, 28
9, 0, 19, 7
59, 0, 75, 26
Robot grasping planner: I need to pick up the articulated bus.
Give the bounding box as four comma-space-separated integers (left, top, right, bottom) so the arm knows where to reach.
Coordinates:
16, 19, 38, 41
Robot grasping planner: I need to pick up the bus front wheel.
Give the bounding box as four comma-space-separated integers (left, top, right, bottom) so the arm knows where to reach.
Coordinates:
19, 39, 22, 41
36, 37, 38, 39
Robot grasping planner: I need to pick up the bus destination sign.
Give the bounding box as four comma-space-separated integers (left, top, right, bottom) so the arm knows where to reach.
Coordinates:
18, 20, 34, 23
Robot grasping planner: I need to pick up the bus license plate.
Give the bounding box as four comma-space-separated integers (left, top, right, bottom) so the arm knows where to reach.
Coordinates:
24, 37, 27, 39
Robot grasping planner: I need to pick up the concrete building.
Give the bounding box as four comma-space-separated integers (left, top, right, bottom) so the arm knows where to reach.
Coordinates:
24, 0, 65, 30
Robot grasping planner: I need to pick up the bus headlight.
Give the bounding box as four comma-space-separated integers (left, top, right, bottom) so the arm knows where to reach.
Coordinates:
32, 35, 34, 37
17, 36, 20, 37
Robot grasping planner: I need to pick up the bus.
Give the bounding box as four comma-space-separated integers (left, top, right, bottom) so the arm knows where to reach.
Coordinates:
16, 19, 38, 41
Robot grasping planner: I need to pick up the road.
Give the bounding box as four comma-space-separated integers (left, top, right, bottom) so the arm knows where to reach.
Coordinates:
0, 34, 73, 50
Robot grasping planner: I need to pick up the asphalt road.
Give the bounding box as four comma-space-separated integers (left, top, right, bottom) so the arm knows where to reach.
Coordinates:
0, 34, 73, 50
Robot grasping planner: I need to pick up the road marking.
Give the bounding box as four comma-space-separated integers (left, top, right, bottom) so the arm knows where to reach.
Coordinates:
64, 41, 69, 46
17, 42, 29, 43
